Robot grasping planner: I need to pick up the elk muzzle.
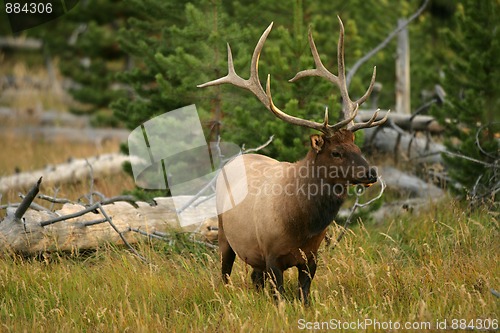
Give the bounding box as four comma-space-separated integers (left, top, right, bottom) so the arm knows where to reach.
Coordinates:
347, 152, 378, 187
364, 167, 378, 186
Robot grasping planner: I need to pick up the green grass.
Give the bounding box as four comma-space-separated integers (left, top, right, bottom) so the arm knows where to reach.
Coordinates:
0, 199, 498, 332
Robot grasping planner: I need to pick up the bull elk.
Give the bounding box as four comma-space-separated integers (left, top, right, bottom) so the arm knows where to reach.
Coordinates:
198, 17, 388, 304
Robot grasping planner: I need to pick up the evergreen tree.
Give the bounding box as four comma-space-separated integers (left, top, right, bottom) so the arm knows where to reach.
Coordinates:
219, 0, 436, 161
112, 0, 259, 134
28, 0, 134, 126
107, 0, 458, 197
111, 0, 251, 198
433, 0, 499, 201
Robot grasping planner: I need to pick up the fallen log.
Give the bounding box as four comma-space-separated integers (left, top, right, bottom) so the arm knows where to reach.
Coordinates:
0, 153, 137, 193
370, 197, 444, 223
357, 109, 443, 133
0, 37, 42, 50
336, 197, 443, 224
363, 126, 445, 164
379, 166, 444, 198
0, 188, 217, 254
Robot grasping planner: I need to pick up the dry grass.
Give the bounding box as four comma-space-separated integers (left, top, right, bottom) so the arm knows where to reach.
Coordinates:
0, 60, 497, 331
0, 132, 120, 174
0, 123, 497, 332
0, 200, 498, 332
0, 131, 134, 209
0, 127, 498, 332
0, 135, 498, 331
0, 56, 71, 112
0, 134, 498, 331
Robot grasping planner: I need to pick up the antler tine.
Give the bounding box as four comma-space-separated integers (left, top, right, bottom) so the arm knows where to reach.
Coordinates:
355, 66, 377, 106
335, 15, 351, 117
329, 104, 359, 131
197, 43, 243, 88
289, 27, 338, 84
338, 15, 377, 122
289, 16, 379, 130
335, 16, 361, 124
288, 17, 350, 112
348, 109, 390, 132
322, 107, 329, 127
249, 23, 274, 93
266, 75, 327, 134
197, 22, 274, 110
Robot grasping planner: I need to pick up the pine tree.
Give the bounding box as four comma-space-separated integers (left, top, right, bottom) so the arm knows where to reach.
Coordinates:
218, 0, 430, 161
111, 0, 251, 198
108, 0, 459, 198
433, 0, 499, 201
217, 0, 329, 162
28, 0, 133, 126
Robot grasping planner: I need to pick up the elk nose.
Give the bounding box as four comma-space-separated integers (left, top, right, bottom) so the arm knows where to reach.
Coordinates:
367, 167, 378, 183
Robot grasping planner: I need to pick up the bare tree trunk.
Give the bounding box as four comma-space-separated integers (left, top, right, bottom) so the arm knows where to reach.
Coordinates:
395, 19, 410, 115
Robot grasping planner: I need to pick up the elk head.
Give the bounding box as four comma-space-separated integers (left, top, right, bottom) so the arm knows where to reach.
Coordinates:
198, 16, 388, 189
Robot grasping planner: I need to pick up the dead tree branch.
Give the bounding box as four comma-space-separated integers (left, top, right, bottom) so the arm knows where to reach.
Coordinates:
242, 135, 274, 153
18, 193, 54, 215
331, 177, 386, 249
443, 151, 498, 169
475, 122, 499, 159
96, 202, 148, 262
14, 177, 42, 220
346, 0, 429, 87
37, 194, 73, 205
0, 176, 217, 256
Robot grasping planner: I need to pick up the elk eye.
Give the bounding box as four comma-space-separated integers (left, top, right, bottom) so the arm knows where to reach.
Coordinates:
331, 151, 342, 158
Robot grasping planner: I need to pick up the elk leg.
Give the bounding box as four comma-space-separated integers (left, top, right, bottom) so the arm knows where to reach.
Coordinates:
266, 259, 284, 301
218, 226, 236, 284
297, 259, 317, 306
251, 269, 266, 291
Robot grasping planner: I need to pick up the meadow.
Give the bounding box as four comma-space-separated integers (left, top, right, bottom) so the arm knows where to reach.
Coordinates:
0, 200, 498, 332
0, 63, 498, 331
0, 135, 498, 332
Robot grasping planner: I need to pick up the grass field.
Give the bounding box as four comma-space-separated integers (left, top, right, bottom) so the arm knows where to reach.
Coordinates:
0, 196, 498, 332
0, 78, 498, 331
0, 131, 134, 211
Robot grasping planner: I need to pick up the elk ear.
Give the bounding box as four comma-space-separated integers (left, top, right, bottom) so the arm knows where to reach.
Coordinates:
310, 134, 324, 153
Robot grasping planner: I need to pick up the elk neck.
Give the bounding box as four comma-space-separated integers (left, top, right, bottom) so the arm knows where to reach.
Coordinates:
281, 152, 347, 236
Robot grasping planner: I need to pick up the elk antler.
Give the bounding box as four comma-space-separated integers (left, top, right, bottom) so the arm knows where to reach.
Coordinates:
197, 23, 273, 109
198, 18, 388, 136
198, 23, 341, 135
266, 74, 357, 134
289, 16, 389, 132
